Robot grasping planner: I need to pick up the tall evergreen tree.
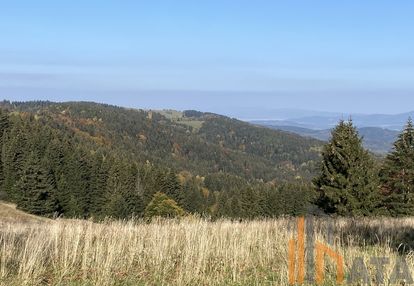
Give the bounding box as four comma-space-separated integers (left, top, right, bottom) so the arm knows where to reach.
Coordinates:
57, 149, 92, 217
182, 178, 204, 214
139, 163, 163, 206
124, 167, 145, 217
380, 118, 414, 216
88, 154, 110, 217
16, 152, 57, 216
0, 109, 9, 134
161, 170, 184, 206
102, 160, 126, 218
2, 120, 28, 200
0, 109, 10, 193
239, 187, 260, 218
314, 120, 380, 216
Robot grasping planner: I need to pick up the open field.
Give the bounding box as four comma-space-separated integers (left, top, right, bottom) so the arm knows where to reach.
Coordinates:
0, 202, 47, 225
154, 110, 205, 131
1, 210, 414, 286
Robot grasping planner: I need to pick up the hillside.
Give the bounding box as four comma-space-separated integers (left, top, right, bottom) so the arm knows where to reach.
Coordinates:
0, 100, 321, 219
5, 101, 322, 181
0, 202, 46, 224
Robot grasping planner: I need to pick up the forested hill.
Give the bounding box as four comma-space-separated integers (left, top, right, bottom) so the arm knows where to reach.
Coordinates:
0, 100, 322, 219
4, 101, 322, 181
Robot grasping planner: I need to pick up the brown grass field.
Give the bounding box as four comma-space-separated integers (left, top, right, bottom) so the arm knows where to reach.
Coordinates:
1, 202, 414, 285
0, 202, 47, 224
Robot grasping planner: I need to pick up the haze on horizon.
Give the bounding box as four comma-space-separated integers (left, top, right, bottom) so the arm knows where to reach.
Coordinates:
1, 1, 414, 116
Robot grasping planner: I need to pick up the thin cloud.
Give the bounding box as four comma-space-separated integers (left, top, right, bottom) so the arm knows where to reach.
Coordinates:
0, 72, 58, 81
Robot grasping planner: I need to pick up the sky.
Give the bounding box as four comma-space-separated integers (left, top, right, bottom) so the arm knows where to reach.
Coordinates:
1, 0, 414, 117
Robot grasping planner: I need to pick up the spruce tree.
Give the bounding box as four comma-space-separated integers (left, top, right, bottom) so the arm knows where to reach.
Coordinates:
70, 149, 92, 217
16, 152, 57, 216
182, 178, 204, 214
0, 109, 9, 194
57, 149, 91, 217
124, 168, 145, 217
239, 187, 260, 218
0, 109, 9, 134
314, 120, 380, 216
88, 155, 110, 218
103, 160, 126, 218
216, 191, 232, 218
380, 118, 414, 216
161, 170, 184, 206
2, 121, 28, 201
139, 163, 163, 206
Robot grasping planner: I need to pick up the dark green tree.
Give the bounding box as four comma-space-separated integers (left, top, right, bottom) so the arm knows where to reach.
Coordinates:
57, 149, 92, 217
0, 109, 10, 196
0, 109, 9, 134
239, 187, 260, 218
181, 177, 205, 214
102, 161, 145, 218
103, 160, 128, 218
16, 152, 57, 216
123, 168, 145, 217
161, 170, 184, 206
314, 120, 380, 216
2, 120, 29, 201
380, 118, 414, 216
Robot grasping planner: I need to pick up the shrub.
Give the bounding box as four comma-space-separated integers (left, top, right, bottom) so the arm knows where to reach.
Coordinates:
144, 192, 186, 218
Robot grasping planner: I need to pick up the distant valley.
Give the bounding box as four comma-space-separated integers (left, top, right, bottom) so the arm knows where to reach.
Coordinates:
244, 109, 414, 130
252, 123, 398, 154
248, 109, 413, 153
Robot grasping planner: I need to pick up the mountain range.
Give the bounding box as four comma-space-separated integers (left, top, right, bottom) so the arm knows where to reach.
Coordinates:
246, 109, 414, 130
253, 124, 398, 154
248, 109, 413, 154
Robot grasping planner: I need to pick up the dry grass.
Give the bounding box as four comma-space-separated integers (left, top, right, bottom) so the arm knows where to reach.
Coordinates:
1, 214, 414, 285
0, 202, 47, 225
154, 110, 204, 131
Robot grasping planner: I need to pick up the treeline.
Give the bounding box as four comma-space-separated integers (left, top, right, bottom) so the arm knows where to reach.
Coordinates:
0, 108, 314, 219
7, 101, 321, 182
4, 100, 412, 219
315, 118, 414, 217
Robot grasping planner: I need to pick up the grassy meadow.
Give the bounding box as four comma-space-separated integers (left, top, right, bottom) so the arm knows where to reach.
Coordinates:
1, 203, 414, 286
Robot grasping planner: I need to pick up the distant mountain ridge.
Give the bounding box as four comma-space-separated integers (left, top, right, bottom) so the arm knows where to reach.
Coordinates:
248, 109, 414, 130
256, 124, 399, 154
248, 109, 413, 154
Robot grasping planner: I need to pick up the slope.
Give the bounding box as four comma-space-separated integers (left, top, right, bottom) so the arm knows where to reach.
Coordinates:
0, 100, 321, 219
5, 101, 323, 181
0, 202, 47, 223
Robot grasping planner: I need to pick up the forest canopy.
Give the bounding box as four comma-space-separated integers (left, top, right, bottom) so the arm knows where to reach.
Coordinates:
1, 101, 413, 218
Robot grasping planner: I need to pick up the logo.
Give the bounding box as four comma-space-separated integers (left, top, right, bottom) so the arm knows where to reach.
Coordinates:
288, 216, 414, 285
288, 217, 343, 285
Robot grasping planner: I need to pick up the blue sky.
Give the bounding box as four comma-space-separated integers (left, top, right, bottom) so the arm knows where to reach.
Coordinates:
1, 1, 414, 116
